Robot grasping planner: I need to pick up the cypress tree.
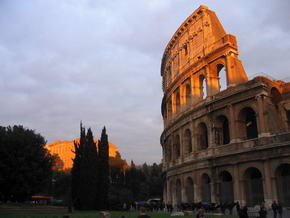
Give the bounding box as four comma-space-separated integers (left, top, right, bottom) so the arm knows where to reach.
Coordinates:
71, 124, 99, 210
98, 126, 109, 209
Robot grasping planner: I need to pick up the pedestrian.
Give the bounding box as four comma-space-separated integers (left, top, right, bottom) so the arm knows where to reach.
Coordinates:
123, 202, 127, 211
238, 205, 249, 218
259, 202, 267, 218
236, 201, 240, 213
272, 200, 278, 218
137, 207, 151, 218
277, 201, 283, 218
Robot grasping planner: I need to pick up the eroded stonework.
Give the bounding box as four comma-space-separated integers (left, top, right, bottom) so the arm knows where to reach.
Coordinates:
160, 5, 290, 207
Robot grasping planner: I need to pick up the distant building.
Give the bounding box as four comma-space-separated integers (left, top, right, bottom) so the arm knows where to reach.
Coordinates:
160, 5, 290, 207
46, 139, 127, 171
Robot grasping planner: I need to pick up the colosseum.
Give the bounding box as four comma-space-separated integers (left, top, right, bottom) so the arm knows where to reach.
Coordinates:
160, 5, 290, 207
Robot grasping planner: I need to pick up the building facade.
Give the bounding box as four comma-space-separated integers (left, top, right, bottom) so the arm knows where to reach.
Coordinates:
160, 5, 290, 207
46, 139, 118, 170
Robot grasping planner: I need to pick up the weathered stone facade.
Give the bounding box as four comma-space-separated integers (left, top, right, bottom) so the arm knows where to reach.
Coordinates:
160, 5, 290, 207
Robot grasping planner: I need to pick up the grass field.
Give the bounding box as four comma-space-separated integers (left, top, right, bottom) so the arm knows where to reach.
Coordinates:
0, 210, 239, 218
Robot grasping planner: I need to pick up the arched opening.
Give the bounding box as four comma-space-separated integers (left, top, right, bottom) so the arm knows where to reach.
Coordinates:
185, 83, 191, 105
276, 164, 290, 206
215, 115, 230, 145
184, 129, 192, 154
244, 167, 264, 206
238, 107, 258, 140
201, 174, 211, 203
185, 177, 194, 203
174, 135, 180, 160
197, 123, 208, 150
176, 179, 182, 206
175, 89, 181, 113
199, 75, 207, 99
219, 171, 234, 203
217, 64, 227, 91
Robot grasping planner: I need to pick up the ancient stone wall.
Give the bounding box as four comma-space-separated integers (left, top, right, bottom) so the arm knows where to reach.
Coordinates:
161, 5, 290, 207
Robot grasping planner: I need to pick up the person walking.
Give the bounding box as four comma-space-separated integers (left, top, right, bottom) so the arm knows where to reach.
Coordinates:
277, 201, 283, 218
259, 202, 267, 218
238, 206, 249, 218
272, 200, 278, 218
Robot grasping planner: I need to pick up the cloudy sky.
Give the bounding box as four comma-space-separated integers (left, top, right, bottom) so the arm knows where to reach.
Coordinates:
0, 0, 289, 164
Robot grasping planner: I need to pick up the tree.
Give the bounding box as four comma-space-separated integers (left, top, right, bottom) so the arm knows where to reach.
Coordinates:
98, 126, 110, 209
148, 163, 163, 198
71, 124, 99, 210
0, 125, 54, 202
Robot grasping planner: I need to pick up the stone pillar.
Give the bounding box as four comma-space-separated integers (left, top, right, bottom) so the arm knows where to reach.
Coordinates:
272, 176, 278, 202
204, 65, 210, 97
225, 54, 248, 86
210, 182, 216, 203
256, 95, 269, 137
195, 178, 202, 202
181, 177, 186, 203
225, 55, 234, 87
228, 104, 238, 143
233, 164, 242, 202
167, 178, 171, 204
191, 74, 201, 103
180, 129, 184, 162
180, 83, 186, 108
263, 160, 274, 206
207, 65, 220, 96
172, 93, 176, 114
239, 178, 246, 206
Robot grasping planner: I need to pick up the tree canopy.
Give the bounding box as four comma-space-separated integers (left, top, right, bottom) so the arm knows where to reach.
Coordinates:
0, 125, 54, 202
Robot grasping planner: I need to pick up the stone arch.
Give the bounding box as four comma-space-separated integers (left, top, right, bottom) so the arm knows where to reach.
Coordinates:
197, 122, 208, 150
185, 177, 194, 203
174, 135, 181, 160
184, 129, 192, 154
201, 173, 211, 202
243, 167, 264, 206
238, 107, 258, 140
199, 74, 207, 99
217, 64, 227, 91
176, 179, 182, 206
275, 163, 290, 206
219, 171, 234, 203
215, 115, 230, 145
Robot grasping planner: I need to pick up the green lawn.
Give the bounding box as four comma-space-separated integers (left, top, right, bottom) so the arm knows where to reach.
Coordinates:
0, 210, 239, 218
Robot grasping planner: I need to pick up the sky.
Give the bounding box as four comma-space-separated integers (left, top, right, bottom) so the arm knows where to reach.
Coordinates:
0, 0, 289, 164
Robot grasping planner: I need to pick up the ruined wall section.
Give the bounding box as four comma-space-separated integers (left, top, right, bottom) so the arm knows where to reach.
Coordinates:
161, 5, 248, 124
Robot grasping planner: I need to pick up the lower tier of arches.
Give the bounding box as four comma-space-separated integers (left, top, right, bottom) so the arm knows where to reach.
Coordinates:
164, 159, 290, 207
